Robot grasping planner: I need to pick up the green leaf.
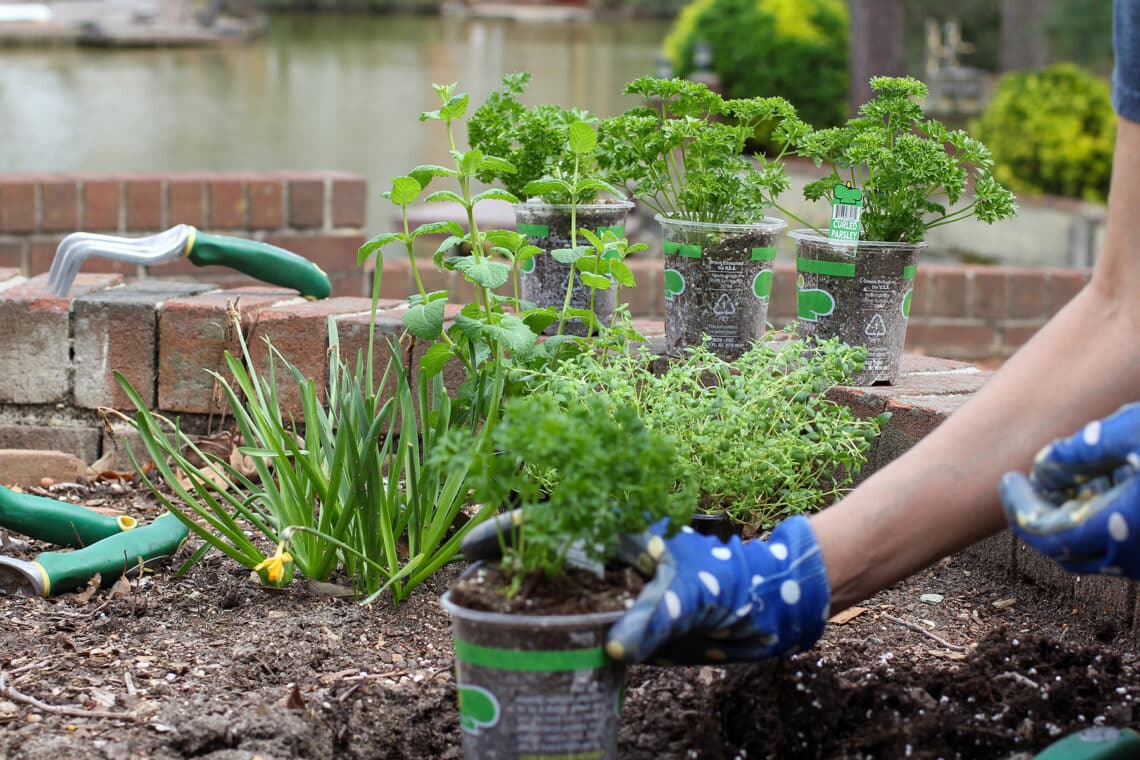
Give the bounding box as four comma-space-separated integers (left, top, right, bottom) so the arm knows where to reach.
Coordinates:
450, 257, 511, 289
479, 155, 517, 176
425, 190, 468, 205
420, 341, 454, 378
457, 148, 484, 176
403, 299, 446, 340
357, 232, 404, 263
440, 93, 470, 121
412, 221, 466, 240
551, 246, 591, 265
579, 272, 612, 291
522, 307, 559, 334
433, 236, 468, 268
482, 314, 538, 354
409, 164, 457, 188
472, 188, 520, 204
568, 121, 597, 155
389, 176, 422, 206
609, 259, 636, 288
523, 178, 571, 200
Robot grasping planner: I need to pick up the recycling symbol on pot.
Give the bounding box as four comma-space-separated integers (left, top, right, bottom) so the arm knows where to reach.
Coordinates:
458, 684, 500, 734
713, 293, 736, 317
865, 313, 888, 338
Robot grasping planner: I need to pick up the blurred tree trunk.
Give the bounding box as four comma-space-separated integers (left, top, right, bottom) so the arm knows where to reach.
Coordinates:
999, 0, 1051, 71
848, 0, 908, 115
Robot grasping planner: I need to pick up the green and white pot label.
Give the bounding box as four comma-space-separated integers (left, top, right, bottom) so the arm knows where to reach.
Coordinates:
458, 683, 501, 734
901, 289, 913, 318
663, 240, 702, 259
454, 640, 611, 671
752, 269, 774, 302
828, 182, 863, 243
664, 269, 685, 301
751, 246, 776, 261
797, 257, 856, 278
520, 256, 536, 275
518, 223, 550, 238
796, 274, 835, 322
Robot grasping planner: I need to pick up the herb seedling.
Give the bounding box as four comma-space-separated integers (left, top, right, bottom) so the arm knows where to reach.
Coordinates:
797, 76, 1018, 243
456, 391, 697, 586
597, 76, 810, 225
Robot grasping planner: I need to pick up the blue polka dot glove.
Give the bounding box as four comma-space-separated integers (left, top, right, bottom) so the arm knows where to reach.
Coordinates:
604, 515, 831, 665
1000, 402, 1140, 578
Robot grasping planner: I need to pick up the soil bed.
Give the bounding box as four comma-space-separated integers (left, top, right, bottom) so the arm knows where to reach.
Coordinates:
1, 480, 1137, 759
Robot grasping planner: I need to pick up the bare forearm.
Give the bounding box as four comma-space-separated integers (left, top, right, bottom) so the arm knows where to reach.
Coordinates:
813, 117, 1140, 612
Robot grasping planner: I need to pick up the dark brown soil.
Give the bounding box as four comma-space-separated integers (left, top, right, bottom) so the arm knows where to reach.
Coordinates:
448, 562, 644, 616
1, 479, 1138, 759
794, 235, 921, 385
659, 223, 779, 361
517, 202, 630, 337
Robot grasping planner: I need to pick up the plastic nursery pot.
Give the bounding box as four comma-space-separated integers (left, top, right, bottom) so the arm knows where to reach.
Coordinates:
440, 590, 627, 760
790, 229, 927, 386
689, 512, 744, 543
655, 214, 787, 361
516, 200, 635, 337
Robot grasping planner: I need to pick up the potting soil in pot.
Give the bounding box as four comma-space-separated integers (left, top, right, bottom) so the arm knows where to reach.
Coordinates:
792, 230, 923, 385
658, 216, 784, 361
517, 202, 631, 337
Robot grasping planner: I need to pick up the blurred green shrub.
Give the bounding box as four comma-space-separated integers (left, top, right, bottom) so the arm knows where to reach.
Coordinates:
663, 0, 848, 133
971, 63, 1115, 202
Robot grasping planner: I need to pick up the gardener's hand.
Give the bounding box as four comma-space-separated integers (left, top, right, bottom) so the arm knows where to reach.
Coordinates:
1000, 402, 1140, 578
605, 515, 830, 665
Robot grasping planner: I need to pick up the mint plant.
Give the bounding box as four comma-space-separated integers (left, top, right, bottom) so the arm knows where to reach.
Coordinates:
597, 76, 810, 224
797, 76, 1018, 243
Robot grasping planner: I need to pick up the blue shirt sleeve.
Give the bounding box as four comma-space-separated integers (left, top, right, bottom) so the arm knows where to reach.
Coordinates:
1114, 0, 1140, 121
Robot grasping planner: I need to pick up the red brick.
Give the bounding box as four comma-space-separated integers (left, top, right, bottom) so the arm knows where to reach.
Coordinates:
1006, 268, 1048, 319
125, 175, 163, 231
376, 258, 413, 301
72, 281, 215, 410
0, 179, 36, 233
249, 178, 285, 230
156, 288, 297, 414
1001, 323, 1042, 354
244, 296, 376, 417
331, 174, 367, 228
209, 176, 247, 230
263, 233, 365, 284
415, 258, 451, 295
83, 178, 122, 231
0, 243, 23, 271
0, 428, 101, 468
169, 177, 207, 227
287, 175, 325, 230
969, 268, 1005, 321
925, 265, 968, 319
624, 256, 663, 319
1046, 268, 1090, 316
40, 178, 79, 233
0, 449, 87, 486
905, 320, 998, 360
859, 365, 988, 398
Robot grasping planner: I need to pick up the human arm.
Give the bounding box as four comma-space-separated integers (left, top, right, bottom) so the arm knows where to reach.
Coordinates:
813, 112, 1140, 612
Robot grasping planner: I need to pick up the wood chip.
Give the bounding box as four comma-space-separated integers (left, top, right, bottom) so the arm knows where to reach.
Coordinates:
992, 598, 1017, 609
828, 606, 868, 625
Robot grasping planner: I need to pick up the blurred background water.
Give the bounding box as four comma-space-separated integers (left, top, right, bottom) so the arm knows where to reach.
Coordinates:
0, 14, 671, 229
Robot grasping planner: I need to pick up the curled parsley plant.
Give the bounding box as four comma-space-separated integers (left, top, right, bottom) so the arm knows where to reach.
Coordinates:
798, 76, 1018, 243
453, 391, 697, 583
597, 76, 810, 224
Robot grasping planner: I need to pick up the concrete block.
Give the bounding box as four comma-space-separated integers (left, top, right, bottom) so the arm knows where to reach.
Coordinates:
0, 275, 118, 404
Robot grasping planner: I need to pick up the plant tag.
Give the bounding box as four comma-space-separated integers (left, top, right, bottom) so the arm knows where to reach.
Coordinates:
564, 539, 605, 578
828, 182, 863, 244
